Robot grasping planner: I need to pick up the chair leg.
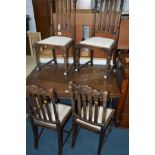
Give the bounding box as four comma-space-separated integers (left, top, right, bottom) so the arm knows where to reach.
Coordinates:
63, 47, 69, 77
57, 128, 63, 155
90, 49, 94, 66
52, 49, 57, 65
31, 123, 38, 149
103, 46, 118, 79
35, 46, 41, 70
103, 56, 113, 79
97, 131, 105, 155
72, 43, 76, 68
72, 121, 78, 148
75, 46, 80, 72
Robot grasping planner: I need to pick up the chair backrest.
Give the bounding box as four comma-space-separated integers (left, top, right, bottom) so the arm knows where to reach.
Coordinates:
26, 85, 60, 125
69, 81, 109, 125
27, 32, 42, 56
48, 0, 77, 41
92, 0, 124, 38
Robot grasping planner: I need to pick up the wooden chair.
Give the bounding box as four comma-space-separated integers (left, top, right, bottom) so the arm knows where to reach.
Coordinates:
26, 85, 72, 155
75, 0, 124, 79
33, 0, 77, 78
69, 81, 115, 155
27, 32, 42, 56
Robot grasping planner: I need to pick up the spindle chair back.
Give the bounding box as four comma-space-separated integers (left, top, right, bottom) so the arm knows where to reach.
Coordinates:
69, 81, 115, 155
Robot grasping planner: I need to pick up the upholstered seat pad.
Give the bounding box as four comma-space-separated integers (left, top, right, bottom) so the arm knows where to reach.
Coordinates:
79, 37, 115, 49
77, 107, 115, 131
48, 103, 71, 123
34, 103, 71, 128
37, 36, 73, 46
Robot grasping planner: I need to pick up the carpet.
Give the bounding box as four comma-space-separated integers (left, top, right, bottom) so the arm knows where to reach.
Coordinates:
26, 117, 129, 155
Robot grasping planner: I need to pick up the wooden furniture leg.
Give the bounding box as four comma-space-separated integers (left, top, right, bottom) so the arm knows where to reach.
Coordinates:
52, 49, 57, 65
35, 46, 41, 70
97, 131, 105, 155
75, 46, 80, 72
72, 42, 76, 67
63, 47, 69, 77
57, 128, 63, 155
31, 122, 38, 149
90, 49, 94, 66
63, 43, 76, 78
72, 121, 78, 148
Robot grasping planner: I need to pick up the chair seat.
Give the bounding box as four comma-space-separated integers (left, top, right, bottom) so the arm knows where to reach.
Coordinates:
76, 107, 115, 131
37, 36, 73, 46
79, 37, 115, 49
34, 103, 71, 128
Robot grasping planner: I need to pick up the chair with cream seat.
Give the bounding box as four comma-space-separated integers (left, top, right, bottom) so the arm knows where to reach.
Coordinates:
33, 0, 77, 78
26, 85, 72, 155
75, 0, 124, 79
69, 81, 115, 155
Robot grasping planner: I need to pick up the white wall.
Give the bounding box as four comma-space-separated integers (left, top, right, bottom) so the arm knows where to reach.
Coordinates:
123, 0, 129, 14
26, 0, 36, 32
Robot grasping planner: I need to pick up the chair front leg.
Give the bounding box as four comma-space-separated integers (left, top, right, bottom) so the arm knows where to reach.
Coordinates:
35, 46, 41, 70
52, 49, 57, 65
57, 128, 63, 155
63, 47, 69, 77
31, 123, 38, 149
112, 46, 118, 66
97, 130, 105, 155
75, 46, 80, 72
90, 49, 94, 66
103, 47, 117, 79
72, 120, 78, 148
72, 42, 76, 68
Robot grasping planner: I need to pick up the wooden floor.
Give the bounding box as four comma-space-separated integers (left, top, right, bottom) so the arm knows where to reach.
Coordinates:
26, 63, 120, 99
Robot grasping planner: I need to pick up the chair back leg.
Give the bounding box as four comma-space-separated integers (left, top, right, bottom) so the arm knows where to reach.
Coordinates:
90, 49, 94, 66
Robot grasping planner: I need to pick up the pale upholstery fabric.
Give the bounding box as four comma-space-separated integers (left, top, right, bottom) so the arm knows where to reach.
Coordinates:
48, 103, 71, 123
34, 103, 71, 128
77, 107, 115, 131
37, 36, 72, 46
79, 37, 115, 49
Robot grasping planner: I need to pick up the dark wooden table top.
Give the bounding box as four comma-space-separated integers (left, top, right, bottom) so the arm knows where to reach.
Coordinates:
26, 64, 120, 98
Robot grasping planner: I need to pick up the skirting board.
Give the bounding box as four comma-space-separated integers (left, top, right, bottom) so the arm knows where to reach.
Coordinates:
40, 57, 107, 65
